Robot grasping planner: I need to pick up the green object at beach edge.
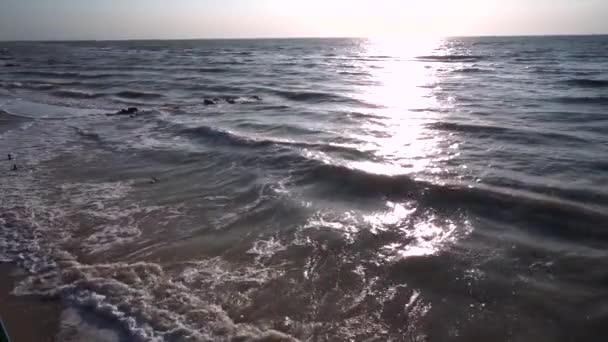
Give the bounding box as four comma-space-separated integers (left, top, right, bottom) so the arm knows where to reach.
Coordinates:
0, 319, 10, 342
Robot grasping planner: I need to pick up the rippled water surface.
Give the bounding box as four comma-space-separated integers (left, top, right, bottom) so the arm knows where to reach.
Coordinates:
1, 37, 607, 341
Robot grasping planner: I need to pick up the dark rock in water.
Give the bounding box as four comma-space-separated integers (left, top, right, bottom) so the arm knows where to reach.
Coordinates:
11, 164, 18, 171
109, 107, 139, 116
221, 96, 238, 104
204, 99, 216, 105
249, 95, 262, 101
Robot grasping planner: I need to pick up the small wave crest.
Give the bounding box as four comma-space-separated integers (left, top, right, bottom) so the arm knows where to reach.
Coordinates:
12, 70, 124, 79
272, 89, 374, 107
551, 96, 608, 105
427, 122, 508, 135
427, 122, 589, 144
198, 67, 230, 73
560, 78, 608, 88
179, 125, 269, 148
452, 68, 487, 74
296, 162, 418, 197
51, 89, 103, 99
294, 161, 608, 241
115, 90, 163, 100
415, 55, 486, 62
73, 127, 101, 140
0, 81, 58, 91
178, 124, 370, 159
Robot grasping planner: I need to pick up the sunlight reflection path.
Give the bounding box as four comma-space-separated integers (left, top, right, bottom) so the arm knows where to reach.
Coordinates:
345, 38, 470, 260
348, 38, 457, 178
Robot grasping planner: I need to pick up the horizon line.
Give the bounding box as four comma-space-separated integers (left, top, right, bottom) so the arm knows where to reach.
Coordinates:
1, 33, 608, 43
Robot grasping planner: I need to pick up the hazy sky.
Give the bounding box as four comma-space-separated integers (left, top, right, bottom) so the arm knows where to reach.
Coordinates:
1, 0, 607, 40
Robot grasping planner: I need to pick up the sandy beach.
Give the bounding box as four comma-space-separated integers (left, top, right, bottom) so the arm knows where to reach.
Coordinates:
0, 263, 61, 342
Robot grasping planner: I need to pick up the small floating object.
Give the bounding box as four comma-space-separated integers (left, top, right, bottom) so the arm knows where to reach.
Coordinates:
203, 99, 216, 105
7, 154, 12, 161
149, 177, 158, 184
119, 107, 138, 114
10, 164, 17, 171
109, 107, 139, 116
248, 95, 262, 101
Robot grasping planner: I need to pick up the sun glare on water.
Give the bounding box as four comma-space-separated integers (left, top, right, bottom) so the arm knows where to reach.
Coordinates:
340, 36, 471, 260
345, 37, 455, 179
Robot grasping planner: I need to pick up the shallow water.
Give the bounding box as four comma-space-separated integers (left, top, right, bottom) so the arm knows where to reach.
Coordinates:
1, 36, 607, 341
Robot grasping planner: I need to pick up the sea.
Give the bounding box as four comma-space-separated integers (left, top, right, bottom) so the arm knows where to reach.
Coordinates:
0, 36, 607, 341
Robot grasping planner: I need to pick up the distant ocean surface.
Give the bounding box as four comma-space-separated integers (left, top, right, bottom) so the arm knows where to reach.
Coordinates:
0, 36, 607, 341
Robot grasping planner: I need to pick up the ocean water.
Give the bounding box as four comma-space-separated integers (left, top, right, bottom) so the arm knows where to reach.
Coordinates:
0, 36, 607, 341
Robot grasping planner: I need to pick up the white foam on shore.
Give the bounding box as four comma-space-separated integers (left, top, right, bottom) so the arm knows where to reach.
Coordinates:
57, 308, 124, 342
0, 122, 299, 341
0, 96, 106, 119
14, 259, 297, 342
247, 237, 287, 262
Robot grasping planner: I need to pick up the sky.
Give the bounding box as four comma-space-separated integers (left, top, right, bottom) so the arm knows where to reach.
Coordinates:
0, 0, 607, 40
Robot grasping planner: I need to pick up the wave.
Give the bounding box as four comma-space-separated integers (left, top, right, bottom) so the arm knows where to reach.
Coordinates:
186, 84, 244, 93
415, 55, 486, 62
51, 89, 103, 99
452, 68, 487, 74
272, 89, 375, 107
114, 90, 163, 100
0, 109, 32, 123
296, 162, 418, 197
439, 185, 608, 241
234, 122, 320, 136
179, 125, 290, 148
1, 209, 296, 342
179, 124, 369, 158
11, 70, 125, 79
272, 90, 342, 102
294, 161, 608, 238
560, 79, 608, 88
427, 122, 509, 135
72, 127, 102, 141
0, 81, 58, 91
528, 67, 563, 75
568, 54, 606, 59
483, 176, 608, 208
513, 57, 547, 62
198, 67, 229, 73
427, 122, 589, 144
338, 71, 372, 76
551, 96, 608, 105
530, 68, 601, 77
11, 70, 80, 78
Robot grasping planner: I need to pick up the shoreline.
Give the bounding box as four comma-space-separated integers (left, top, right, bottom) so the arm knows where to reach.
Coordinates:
0, 263, 61, 342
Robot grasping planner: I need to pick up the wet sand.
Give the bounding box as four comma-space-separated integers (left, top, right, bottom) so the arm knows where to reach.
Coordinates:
0, 263, 61, 342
